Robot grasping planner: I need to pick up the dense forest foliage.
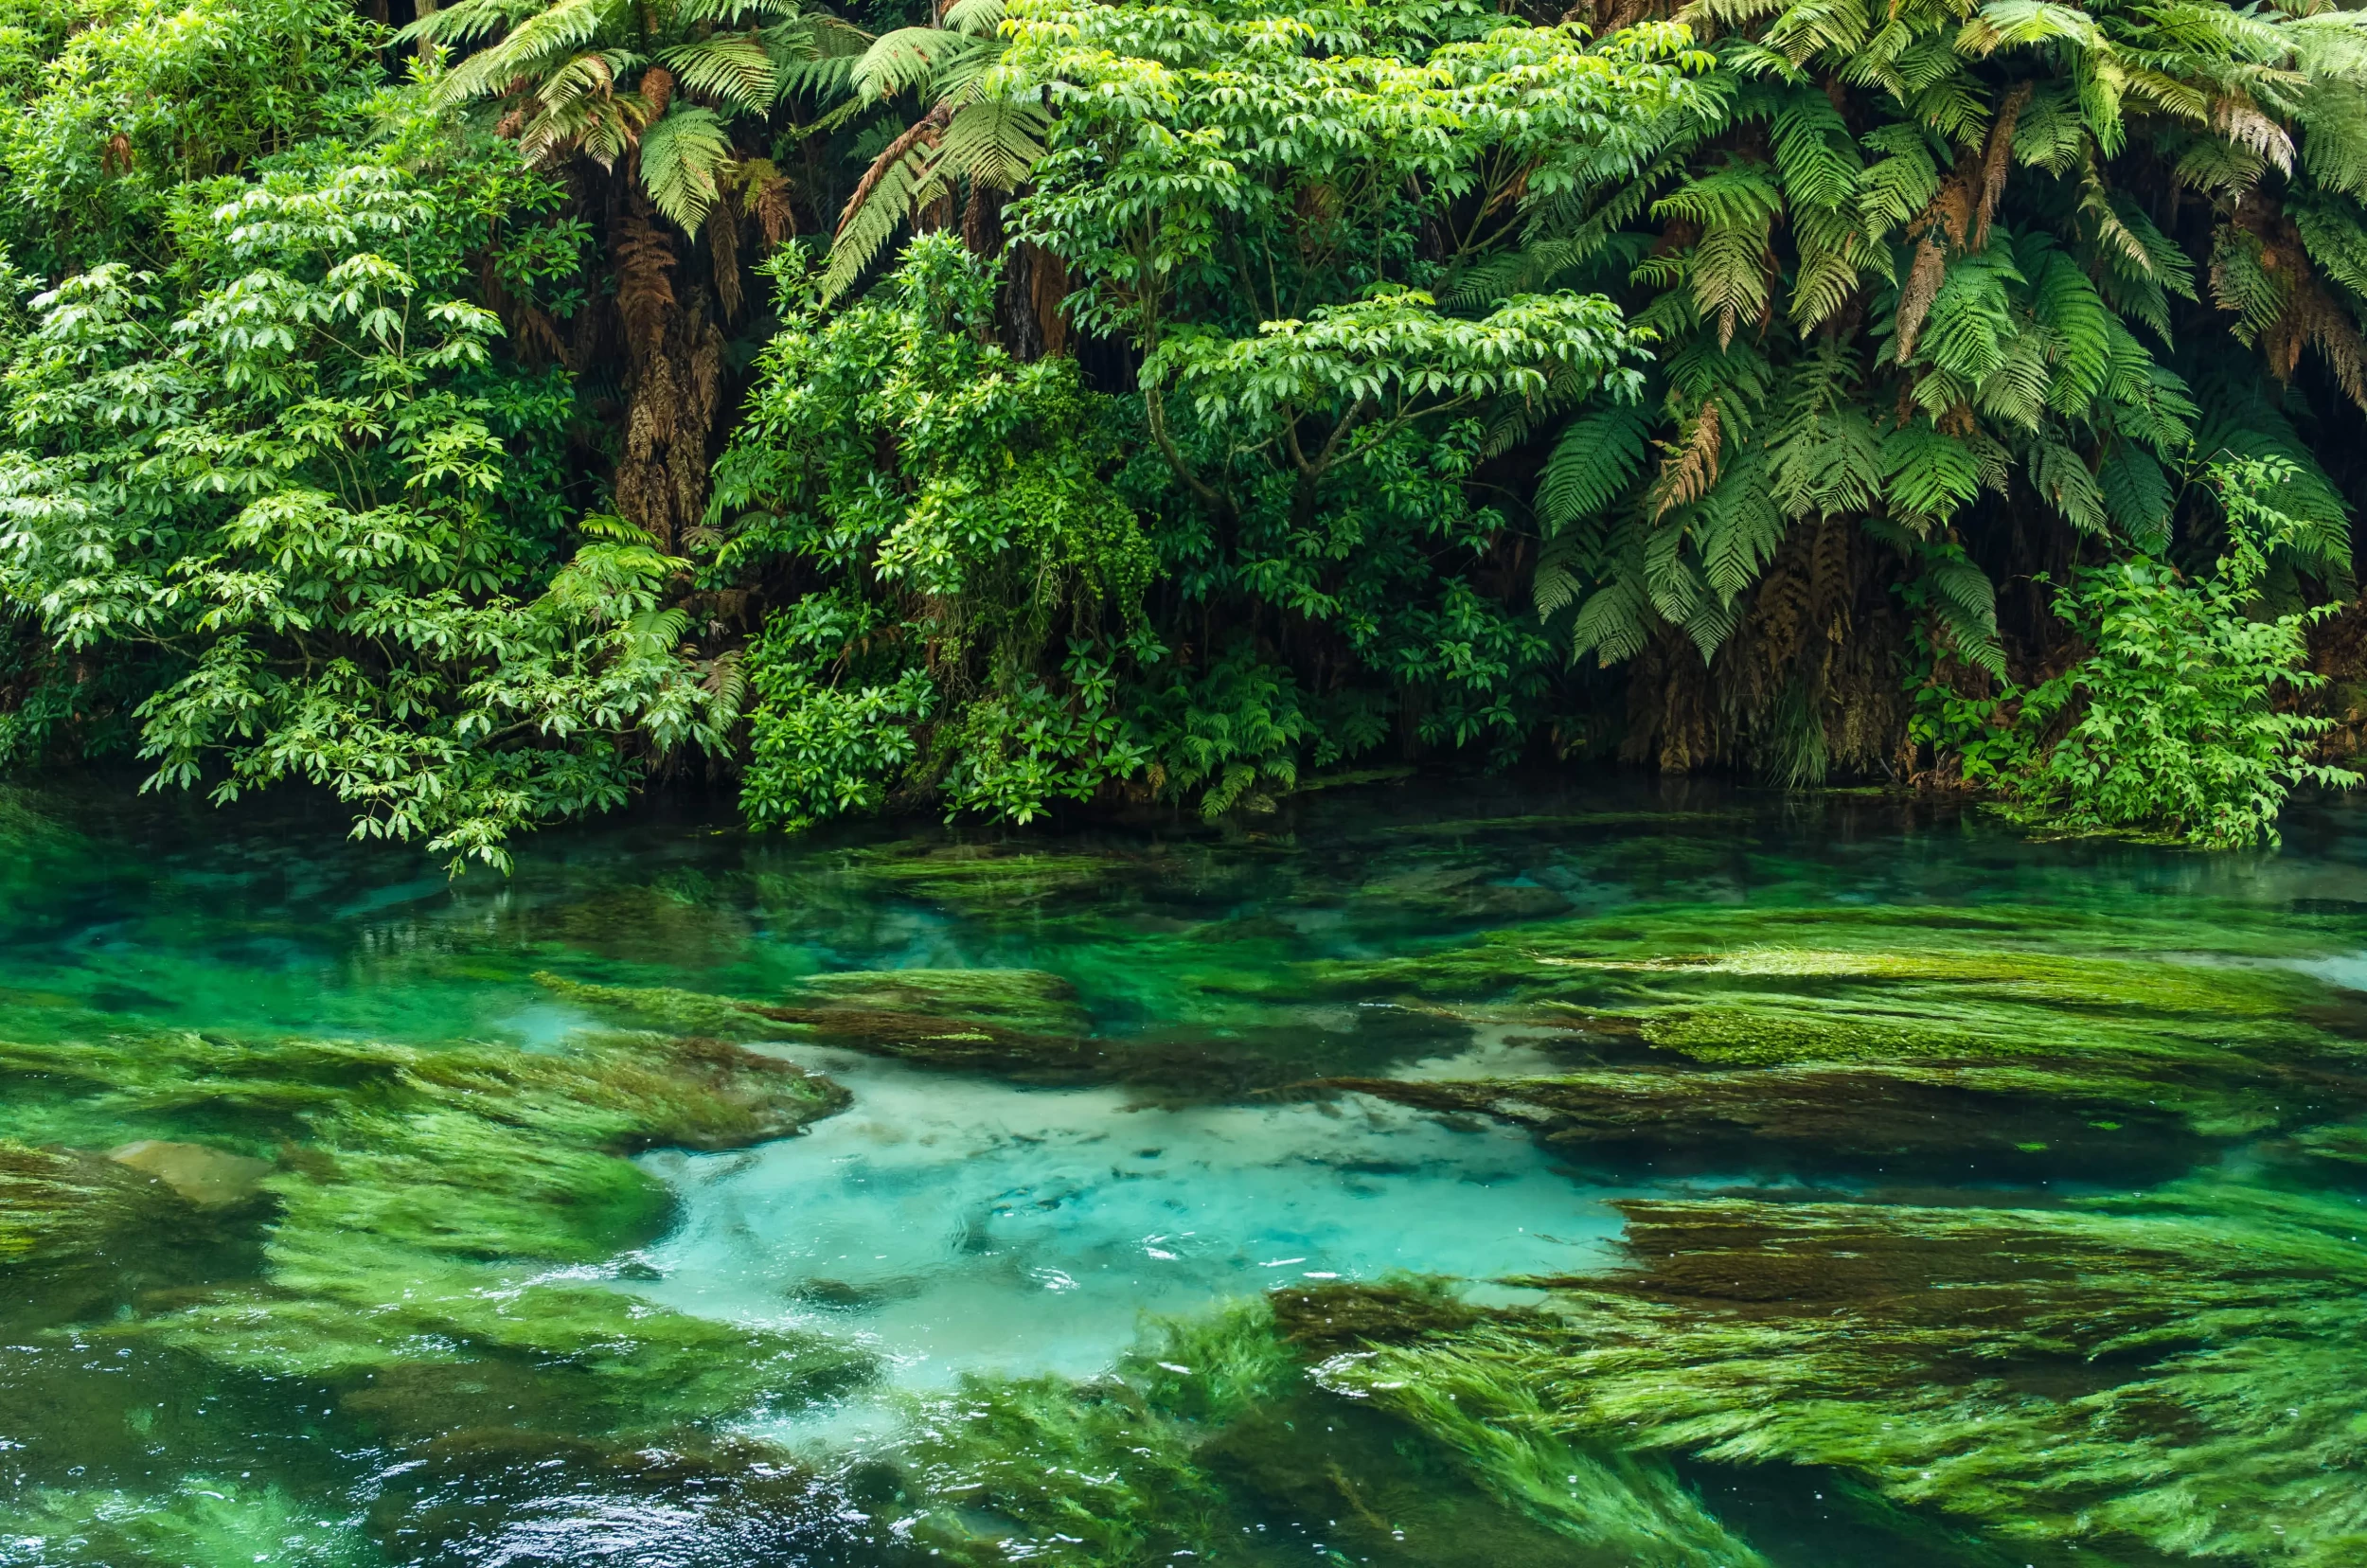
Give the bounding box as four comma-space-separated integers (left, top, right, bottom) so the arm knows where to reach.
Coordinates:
2, 0, 2364, 863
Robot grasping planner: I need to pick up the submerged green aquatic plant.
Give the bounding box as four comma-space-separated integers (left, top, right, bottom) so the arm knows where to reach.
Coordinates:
1309, 900, 2367, 1167
0, 1140, 199, 1267
891, 1300, 1771, 1568
538, 967, 1106, 1077
1306, 1154, 2367, 1566
0, 1017, 865, 1448
3, 1478, 371, 1568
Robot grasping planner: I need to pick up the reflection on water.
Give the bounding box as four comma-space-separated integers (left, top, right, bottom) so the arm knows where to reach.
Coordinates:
0, 775, 2361, 1566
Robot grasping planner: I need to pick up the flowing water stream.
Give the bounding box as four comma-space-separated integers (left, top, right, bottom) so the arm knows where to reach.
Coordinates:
1, 777, 2362, 1567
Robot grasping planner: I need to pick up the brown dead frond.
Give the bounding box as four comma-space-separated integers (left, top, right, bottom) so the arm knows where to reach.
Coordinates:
1972, 83, 2032, 250
705, 197, 742, 320
836, 102, 951, 241
1651, 401, 1723, 520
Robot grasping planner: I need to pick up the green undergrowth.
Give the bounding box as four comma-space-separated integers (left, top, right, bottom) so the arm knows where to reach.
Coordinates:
1305, 900, 2367, 1167
0, 1015, 867, 1447
1305, 1150, 2367, 1567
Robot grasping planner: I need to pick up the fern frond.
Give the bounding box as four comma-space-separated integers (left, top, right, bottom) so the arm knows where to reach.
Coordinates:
1914, 543, 2006, 677
1880, 420, 1983, 526
2010, 82, 2090, 173
658, 35, 777, 115
1650, 401, 1724, 520
1976, 328, 2054, 429
2032, 248, 2114, 413
1958, 0, 2106, 59
2210, 222, 2288, 345
675, 0, 797, 24
1569, 574, 1659, 667
2211, 95, 2297, 174
2288, 191, 2367, 299
1771, 90, 1861, 209
1860, 123, 1942, 242
941, 0, 1006, 35
1539, 405, 1655, 531
639, 105, 731, 230
852, 26, 983, 103
935, 98, 1048, 192
436, 0, 621, 105
822, 106, 950, 300
1691, 451, 1788, 603
2097, 439, 2175, 550
1768, 342, 1882, 519
2032, 430, 2109, 534
402, 0, 545, 47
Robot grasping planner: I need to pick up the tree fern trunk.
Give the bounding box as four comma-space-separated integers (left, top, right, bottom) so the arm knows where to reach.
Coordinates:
611, 188, 725, 552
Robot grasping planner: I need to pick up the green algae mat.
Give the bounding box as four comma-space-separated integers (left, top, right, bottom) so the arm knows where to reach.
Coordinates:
0, 779, 2362, 1566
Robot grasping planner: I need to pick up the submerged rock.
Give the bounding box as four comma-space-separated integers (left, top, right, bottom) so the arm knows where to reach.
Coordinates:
106, 1140, 272, 1207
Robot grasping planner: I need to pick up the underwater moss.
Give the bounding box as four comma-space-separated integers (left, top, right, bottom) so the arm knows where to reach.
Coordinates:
787, 966, 1091, 1036
1326, 1065, 2209, 1175
1307, 1155, 2367, 1566
845, 840, 1144, 910
538, 967, 1488, 1099
530, 971, 784, 1040
536, 876, 755, 967
137, 1231, 872, 1439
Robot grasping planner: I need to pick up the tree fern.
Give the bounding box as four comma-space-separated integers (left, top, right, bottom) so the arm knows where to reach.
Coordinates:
822, 110, 948, 301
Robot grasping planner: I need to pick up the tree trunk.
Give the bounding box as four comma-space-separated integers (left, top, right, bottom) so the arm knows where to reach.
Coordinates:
611, 190, 725, 552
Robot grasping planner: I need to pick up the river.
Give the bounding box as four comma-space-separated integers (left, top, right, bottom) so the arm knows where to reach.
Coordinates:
1, 776, 2360, 1566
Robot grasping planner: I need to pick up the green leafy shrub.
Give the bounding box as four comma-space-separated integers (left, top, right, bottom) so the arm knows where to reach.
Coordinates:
2001, 459, 2361, 846
0, 0, 386, 276
0, 101, 732, 870
719, 237, 1159, 830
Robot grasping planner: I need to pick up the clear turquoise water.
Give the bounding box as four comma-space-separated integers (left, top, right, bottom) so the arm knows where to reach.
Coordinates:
1, 776, 2362, 1566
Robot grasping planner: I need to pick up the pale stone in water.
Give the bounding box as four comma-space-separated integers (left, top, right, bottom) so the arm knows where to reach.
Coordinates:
107, 1140, 272, 1207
